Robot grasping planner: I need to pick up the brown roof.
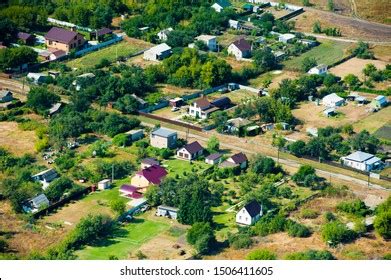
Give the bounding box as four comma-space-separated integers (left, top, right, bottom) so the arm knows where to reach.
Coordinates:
17, 32, 34, 41
45, 27, 79, 44
230, 152, 248, 164
194, 98, 212, 109
232, 38, 251, 52
183, 141, 203, 154
96, 28, 112, 37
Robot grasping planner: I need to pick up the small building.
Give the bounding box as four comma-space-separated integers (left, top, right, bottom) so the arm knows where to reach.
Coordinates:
91, 27, 113, 41
150, 127, 177, 149
141, 158, 160, 169
306, 127, 318, 137
98, 179, 111, 190
228, 19, 240, 30
227, 152, 248, 169
169, 97, 184, 108
322, 93, 345, 107
225, 117, 252, 134
32, 168, 58, 189
27, 73, 48, 84
49, 49, 67, 61
236, 200, 263, 226
48, 71, 60, 79
130, 165, 168, 191
341, 151, 383, 172
157, 27, 173, 41
143, 43, 172, 61
17, 32, 36, 45
188, 98, 219, 119
211, 0, 232, 13
156, 205, 178, 219
131, 94, 148, 109
308, 64, 328, 75
228, 38, 252, 60
0, 90, 13, 103
195, 35, 217, 51
371, 95, 388, 109
23, 194, 50, 213
242, 3, 254, 11
272, 50, 286, 61
260, 123, 274, 132
279, 33, 296, 44
299, 39, 317, 47
323, 107, 336, 117
177, 141, 204, 161
48, 102, 62, 117
44, 27, 85, 54
211, 96, 232, 110
119, 184, 143, 199
205, 153, 222, 165
125, 129, 144, 141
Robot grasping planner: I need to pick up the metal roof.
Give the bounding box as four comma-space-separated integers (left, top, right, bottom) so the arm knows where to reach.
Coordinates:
151, 127, 177, 138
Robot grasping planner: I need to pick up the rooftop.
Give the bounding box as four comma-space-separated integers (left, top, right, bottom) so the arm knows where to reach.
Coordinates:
344, 151, 377, 162
194, 98, 212, 109
136, 164, 167, 185
231, 38, 251, 52
196, 35, 216, 41
182, 141, 203, 154
151, 127, 177, 138
148, 43, 171, 54
45, 27, 80, 44
230, 152, 247, 164
206, 153, 222, 161
243, 200, 262, 218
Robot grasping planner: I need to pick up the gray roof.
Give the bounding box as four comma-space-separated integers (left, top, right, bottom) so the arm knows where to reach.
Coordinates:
0, 90, 12, 98
206, 153, 222, 161
49, 103, 62, 115
151, 127, 177, 138
345, 151, 375, 162
158, 205, 178, 212
30, 194, 49, 208
32, 168, 58, 181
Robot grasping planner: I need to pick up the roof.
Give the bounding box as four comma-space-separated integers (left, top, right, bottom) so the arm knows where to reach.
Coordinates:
279, 33, 296, 40
96, 27, 112, 37
120, 184, 138, 193
98, 179, 111, 184
322, 93, 344, 103
27, 73, 47, 80
242, 3, 253, 9
141, 157, 160, 166
158, 205, 178, 211
49, 102, 62, 115
214, 0, 231, 8
30, 194, 49, 208
230, 152, 248, 164
344, 151, 376, 162
77, 73, 95, 78
228, 117, 252, 128
231, 38, 251, 52
45, 27, 79, 44
151, 127, 177, 138
323, 107, 335, 114
375, 95, 387, 102
219, 160, 238, 168
243, 200, 262, 218
32, 168, 57, 181
158, 27, 173, 35
50, 49, 66, 57
126, 129, 143, 135
147, 43, 171, 54
196, 35, 216, 42
182, 141, 203, 154
211, 96, 231, 109
315, 64, 327, 69
136, 165, 167, 185
17, 32, 34, 40
206, 153, 222, 161
0, 90, 12, 98
194, 98, 212, 109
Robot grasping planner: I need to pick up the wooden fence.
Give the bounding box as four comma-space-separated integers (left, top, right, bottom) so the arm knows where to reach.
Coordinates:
138, 111, 203, 132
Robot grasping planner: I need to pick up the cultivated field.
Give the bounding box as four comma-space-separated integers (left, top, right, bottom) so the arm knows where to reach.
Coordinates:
353, 106, 391, 134
329, 57, 388, 79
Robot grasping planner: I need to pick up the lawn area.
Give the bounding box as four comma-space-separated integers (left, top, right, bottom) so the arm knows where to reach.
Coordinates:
66, 41, 144, 69
212, 204, 237, 240
283, 39, 352, 71
209, 89, 258, 104
162, 158, 210, 178
353, 106, 391, 135
76, 216, 170, 259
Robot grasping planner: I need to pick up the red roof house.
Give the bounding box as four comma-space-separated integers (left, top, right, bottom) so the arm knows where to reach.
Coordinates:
130, 164, 167, 191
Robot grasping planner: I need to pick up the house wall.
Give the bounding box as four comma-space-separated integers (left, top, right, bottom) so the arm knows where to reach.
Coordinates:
343, 159, 366, 171
157, 208, 178, 219
236, 208, 252, 225
177, 148, 192, 160
189, 104, 206, 119
151, 135, 170, 148
130, 175, 150, 188
211, 3, 223, 12
45, 34, 85, 54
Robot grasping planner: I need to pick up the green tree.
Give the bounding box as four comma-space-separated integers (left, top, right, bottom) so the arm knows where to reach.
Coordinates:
374, 210, 391, 239
0, 46, 38, 71
110, 199, 126, 216
246, 249, 276, 260
114, 94, 140, 114
321, 221, 357, 246
301, 57, 317, 72
343, 74, 361, 90
207, 136, 220, 153
45, 177, 74, 202
272, 134, 287, 163
186, 222, 216, 255
252, 47, 277, 72
327, 0, 334, 11
26, 87, 60, 115
251, 155, 280, 175
312, 21, 322, 33
288, 140, 306, 157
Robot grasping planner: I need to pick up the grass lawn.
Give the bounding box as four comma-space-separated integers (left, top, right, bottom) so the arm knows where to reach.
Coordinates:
76, 216, 170, 259
162, 158, 210, 178
283, 39, 352, 71
66, 41, 144, 69
353, 106, 391, 135
212, 204, 237, 240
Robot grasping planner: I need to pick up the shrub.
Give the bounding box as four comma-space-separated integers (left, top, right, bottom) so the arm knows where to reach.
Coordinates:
110, 199, 126, 216
285, 250, 334, 260
253, 214, 287, 236
374, 210, 391, 240
324, 212, 336, 222
286, 221, 311, 238
336, 199, 369, 217
246, 249, 276, 260
321, 221, 357, 246
0, 238, 8, 253
300, 208, 319, 219
228, 233, 253, 249
186, 222, 216, 255
112, 134, 132, 147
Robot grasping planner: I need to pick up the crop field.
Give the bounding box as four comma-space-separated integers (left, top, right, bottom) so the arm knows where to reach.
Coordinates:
283, 40, 352, 71
353, 106, 391, 134
374, 123, 391, 141
329, 57, 388, 79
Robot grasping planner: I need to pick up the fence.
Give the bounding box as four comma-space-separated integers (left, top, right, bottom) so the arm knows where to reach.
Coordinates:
75, 35, 123, 57
138, 112, 203, 132
328, 53, 356, 69
47, 17, 93, 32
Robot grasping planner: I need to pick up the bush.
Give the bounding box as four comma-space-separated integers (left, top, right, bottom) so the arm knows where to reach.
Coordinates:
374, 210, 391, 240
300, 208, 319, 219
321, 221, 357, 246
228, 233, 253, 249
112, 133, 132, 147
110, 199, 126, 216
285, 250, 335, 260
324, 212, 336, 222
186, 222, 216, 255
246, 249, 276, 260
253, 214, 287, 236
0, 238, 8, 253
286, 221, 311, 238
336, 199, 369, 217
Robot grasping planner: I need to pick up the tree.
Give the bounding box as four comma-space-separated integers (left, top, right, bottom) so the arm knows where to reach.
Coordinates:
246, 249, 276, 260
207, 136, 220, 153
301, 57, 317, 72
337, 199, 369, 217
0, 46, 38, 71
374, 210, 391, 239
252, 47, 277, 72
45, 177, 74, 202
186, 222, 216, 255
344, 74, 361, 90
228, 232, 253, 249
288, 140, 306, 157
272, 134, 287, 163
27, 87, 60, 115
251, 155, 280, 175
362, 63, 377, 77
321, 221, 357, 246
110, 199, 126, 216
302, 0, 311, 7
114, 94, 140, 114
350, 130, 380, 154
327, 0, 334, 11
353, 41, 374, 59
0, 18, 17, 45
112, 133, 132, 147
292, 165, 316, 184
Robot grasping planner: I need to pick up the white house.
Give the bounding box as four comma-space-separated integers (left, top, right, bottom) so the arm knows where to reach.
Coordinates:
98, 179, 111, 190
229, 19, 240, 30
0, 90, 13, 103
205, 153, 223, 165
279, 33, 296, 44
227, 38, 252, 60
157, 27, 173, 41
308, 64, 328, 75
322, 93, 345, 107
188, 98, 218, 119
27, 73, 48, 84
176, 141, 204, 161
341, 151, 383, 172
195, 35, 217, 51
143, 43, 172, 61
236, 200, 263, 226
227, 152, 248, 169
156, 205, 178, 219
32, 168, 58, 190
211, 0, 232, 13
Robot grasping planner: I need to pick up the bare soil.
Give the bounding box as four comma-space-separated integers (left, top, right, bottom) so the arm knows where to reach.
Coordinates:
329, 57, 389, 79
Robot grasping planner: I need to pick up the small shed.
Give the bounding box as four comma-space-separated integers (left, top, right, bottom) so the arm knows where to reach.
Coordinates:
205, 153, 222, 165
141, 157, 160, 169
156, 205, 178, 219
125, 129, 144, 141
0, 90, 13, 103
98, 179, 111, 190
169, 97, 184, 108
371, 95, 388, 108
323, 107, 336, 117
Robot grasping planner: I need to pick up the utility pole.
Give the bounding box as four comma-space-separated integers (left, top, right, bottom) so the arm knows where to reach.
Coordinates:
367, 173, 370, 187
111, 164, 115, 183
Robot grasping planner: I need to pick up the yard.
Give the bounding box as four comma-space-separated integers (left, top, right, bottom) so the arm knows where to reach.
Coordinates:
283, 39, 353, 71
66, 41, 145, 69
162, 159, 210, 179
249, 70, 301, 89
208, 89, 258, 104
329, 57, 389, 79
353, 106, 391, 135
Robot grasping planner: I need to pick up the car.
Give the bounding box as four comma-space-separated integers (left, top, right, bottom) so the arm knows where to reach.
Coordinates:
171, 107, 179, 112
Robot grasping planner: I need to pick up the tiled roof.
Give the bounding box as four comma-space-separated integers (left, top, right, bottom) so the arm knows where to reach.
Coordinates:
136, 165, 167, 185
17, 32, 34, 40
183, 141, 203, 154
194, 98, 212, 109
45, 27, 78, 44
230, 152, 247, 164
211, 96, 231, 109
244, 200, 262, 217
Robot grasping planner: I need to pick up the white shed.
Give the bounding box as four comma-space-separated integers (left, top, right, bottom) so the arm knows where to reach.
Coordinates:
322, 93, 345, 107
143, 43, 172, 61
98, 179, 111, 190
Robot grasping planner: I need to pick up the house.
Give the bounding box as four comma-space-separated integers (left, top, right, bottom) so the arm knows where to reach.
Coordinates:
177, 141, 204, 161
272, 50, 286, 61
150, 127, 177, 149
156, 205, 178, 219
23, 194, 50, 213
323, 107, 336, 117
342, 151, 383, 172
48, 102, 62, 116
229, 19, 241, 30
97, 179, 111, 190
236, 200, 263, 226
125, 129, 144, 141
322, 93, 345, 107
27, 73, 48, 84
205, 153, 222, 165
371, 95, 388, 109
279, 33, 296, 44
225, 117, 252, 134
143, 43, 172, 61
242, 3, 254, 11
44, 27, 85, 53
195, 35, 217, 51
228, 38, 252, 60
308, 64, 328, 75
130, 165, 168, 191
0, 90, 13, 103
17, 32, 35, 45
299, 39, 317, 47
141, 158, 160, 169
211, 96, 232, 110
32, 168, 58, 189
211, 0, 232, 13
90, 27, 112, 41
169, 97, 184, 108
227, 152, 248, 169
188, 98, 219, 119
157, 28, 173, 41
49, 49, 67, 61
119, 184, 143, 199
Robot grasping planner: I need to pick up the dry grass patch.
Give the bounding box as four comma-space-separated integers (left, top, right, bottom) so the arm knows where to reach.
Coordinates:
329, 57, 388, 79
0, 122, 37, 156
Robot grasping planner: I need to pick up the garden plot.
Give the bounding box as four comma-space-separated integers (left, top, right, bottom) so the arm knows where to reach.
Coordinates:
329, 57, 388, 79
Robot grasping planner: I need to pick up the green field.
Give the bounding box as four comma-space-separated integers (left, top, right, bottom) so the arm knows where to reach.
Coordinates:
76, 217, 170, 260
66, 41, 144, 69
162, 159, 210, 178
283, 40, 352, 70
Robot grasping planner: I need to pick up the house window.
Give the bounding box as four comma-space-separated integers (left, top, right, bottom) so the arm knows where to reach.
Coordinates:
245, 217, 248, 221
239, 216, 242, 220
49, 40, 53, 45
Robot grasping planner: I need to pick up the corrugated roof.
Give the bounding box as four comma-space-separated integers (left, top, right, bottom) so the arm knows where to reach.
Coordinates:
206, 153, 222, 161
152, 127, 177, 138
230, 152, 247, 164
45, 27, 79, 44
243, 200, 262, 217
194, 98, 212, 109
136, 165, 167, 185
147, 43, 171, 54
345, 151, 374, 162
